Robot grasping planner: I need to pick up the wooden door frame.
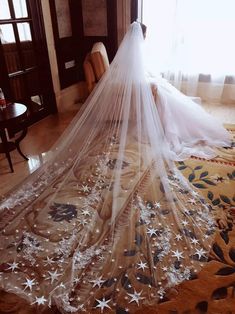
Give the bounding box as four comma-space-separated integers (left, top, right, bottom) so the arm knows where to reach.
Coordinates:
131, 0, 143, 22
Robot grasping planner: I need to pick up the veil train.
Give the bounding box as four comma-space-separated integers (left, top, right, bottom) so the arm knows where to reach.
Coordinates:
0, 22, 221, 313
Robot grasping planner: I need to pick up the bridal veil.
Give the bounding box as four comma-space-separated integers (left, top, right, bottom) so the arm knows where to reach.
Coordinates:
0, 22, 217, 313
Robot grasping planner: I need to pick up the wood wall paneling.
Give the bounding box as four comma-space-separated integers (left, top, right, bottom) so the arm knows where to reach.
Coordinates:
50, 0, 118, 89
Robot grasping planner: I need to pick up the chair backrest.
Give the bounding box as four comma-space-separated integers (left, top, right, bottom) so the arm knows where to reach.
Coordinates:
83, 42, 110, 94
83, 53, 96, 94
90, 42, 109, 80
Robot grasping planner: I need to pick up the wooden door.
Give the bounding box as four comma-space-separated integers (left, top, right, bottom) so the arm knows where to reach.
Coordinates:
0, 0, 57, 125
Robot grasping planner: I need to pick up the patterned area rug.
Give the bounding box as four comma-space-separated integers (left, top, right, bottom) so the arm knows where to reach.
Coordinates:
0, 127, 234, 314
139, 126, 235, 314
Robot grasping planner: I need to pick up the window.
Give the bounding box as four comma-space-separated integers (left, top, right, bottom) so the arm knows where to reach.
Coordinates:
143, 0, 235, 77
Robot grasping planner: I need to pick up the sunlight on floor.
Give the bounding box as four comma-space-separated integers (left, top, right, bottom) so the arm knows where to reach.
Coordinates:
203, 103, 235, 125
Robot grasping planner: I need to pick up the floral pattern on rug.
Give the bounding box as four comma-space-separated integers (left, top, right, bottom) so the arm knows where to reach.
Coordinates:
136, 158, 235, 314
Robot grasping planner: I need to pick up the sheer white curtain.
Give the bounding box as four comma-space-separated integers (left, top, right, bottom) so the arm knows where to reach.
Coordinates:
143, 0, 235, 103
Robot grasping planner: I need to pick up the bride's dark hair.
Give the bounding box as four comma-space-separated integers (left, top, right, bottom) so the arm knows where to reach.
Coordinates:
139, 22, 147, 38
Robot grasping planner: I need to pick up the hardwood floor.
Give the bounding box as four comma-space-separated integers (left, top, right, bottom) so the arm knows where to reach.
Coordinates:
203, 102, 235, 125
0, 104, 80, 196
0, 102, 234, 197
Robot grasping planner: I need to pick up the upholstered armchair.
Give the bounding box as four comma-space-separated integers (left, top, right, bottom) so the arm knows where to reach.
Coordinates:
83, 42, 109, 94
83, 42, 158, 101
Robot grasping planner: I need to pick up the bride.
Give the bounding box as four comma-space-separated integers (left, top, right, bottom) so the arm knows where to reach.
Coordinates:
0, 22, 226, 313
140, 23, 231, 160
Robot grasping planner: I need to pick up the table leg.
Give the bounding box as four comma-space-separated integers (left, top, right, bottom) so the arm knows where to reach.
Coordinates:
0, 129, 14, 172
14, 128, 28, 160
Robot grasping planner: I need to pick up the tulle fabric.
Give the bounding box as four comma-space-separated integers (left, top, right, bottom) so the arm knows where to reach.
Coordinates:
0, 22, 218, 313
147, 75, 231, 161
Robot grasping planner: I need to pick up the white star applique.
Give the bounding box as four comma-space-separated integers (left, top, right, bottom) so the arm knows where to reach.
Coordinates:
161, 266, 168, 272
98, 254, 105, 261
90, 276, 105, 288
81, 209, 91, 216
147, 228, 158, 237
191, 238, 199, 245
46, 269, 62, 284
95, 297, 111, 313
181, 220, 189, 227
188, 198, 197, 205
184, 208, 191, 215
195, 248, 207, 259
59, 282, 66, 289
171, 250, 184, 261
7, 261, 19, 272
81, 185, 90, 193
154, 202, 161, 209
137, 261, 148, 271
22, 278, 36, 291
43, 256, 55, 266
127, 290, 144, 306
191, 191, 199, 197
73, 277, 80, 284
79, 218, 88, 226
32, 295, 47, 305
175, 234, 183, 241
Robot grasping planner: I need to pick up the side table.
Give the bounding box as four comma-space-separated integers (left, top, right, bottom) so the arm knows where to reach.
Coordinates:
0, 103, 28, 172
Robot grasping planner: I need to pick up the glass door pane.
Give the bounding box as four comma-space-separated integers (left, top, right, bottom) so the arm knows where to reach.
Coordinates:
17, 22, 32, 41
0, 24, 21, 74
17, 22, 36, 69
0, 24, 16, 43
0, 0, 11, 19
13, 0, 28, 18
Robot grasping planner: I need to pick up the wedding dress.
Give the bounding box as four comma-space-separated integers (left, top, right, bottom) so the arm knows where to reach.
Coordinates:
0, 22, 218, 313
147, 73, 231, 161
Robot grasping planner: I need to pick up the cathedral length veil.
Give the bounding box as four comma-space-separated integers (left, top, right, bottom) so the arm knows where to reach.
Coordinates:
0, 22, 217, 313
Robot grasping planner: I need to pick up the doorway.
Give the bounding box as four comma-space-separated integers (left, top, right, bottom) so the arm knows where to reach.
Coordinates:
0, 0, 57, 125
